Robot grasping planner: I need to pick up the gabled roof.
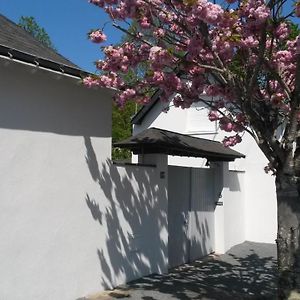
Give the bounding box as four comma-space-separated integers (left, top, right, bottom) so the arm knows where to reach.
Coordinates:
0, 14, 87, 77
131, 90, 161, 125
114, 127, 245, 161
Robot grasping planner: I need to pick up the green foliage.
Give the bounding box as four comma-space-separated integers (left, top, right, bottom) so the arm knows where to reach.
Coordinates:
111, 69, 140, 161
288, 22, 300, 40
111, 23, 145, 161
18, 16, 56, 50
112, 101, 139, 161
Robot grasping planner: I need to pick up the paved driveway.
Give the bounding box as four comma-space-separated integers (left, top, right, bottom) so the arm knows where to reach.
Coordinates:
112, 241, 277, 300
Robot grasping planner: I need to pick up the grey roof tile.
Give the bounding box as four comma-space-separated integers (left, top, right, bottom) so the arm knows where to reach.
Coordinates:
114, 127, 245, 161
0, 14, 78, 69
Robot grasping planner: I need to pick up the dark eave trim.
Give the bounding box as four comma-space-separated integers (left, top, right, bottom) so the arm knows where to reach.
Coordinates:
0, 44, 89, 78
131, 89, 161, 125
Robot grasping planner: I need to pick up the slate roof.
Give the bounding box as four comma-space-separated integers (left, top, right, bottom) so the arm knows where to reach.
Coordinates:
0, 14, 86, 77
114, 127, 245, 161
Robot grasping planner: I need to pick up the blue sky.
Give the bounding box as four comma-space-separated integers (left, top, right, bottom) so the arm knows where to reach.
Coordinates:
0, 0, 123, 72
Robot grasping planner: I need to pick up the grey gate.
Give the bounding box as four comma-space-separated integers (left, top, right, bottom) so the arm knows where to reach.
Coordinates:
168, 166, 216, 268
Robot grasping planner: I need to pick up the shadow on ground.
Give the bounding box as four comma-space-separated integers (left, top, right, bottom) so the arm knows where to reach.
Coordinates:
115, 241, 277, 300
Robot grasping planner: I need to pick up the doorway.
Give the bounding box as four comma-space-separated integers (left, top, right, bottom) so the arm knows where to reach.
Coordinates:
168, 166, 216, 268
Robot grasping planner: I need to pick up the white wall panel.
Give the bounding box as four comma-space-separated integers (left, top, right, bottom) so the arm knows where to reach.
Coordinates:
0, 61, 168, 300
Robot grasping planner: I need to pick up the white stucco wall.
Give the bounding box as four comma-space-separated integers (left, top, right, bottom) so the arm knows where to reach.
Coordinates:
87, 160, 168, 293
0, 60, 168, 300
223, 170, 246, 251
133, 98, 277, 248
213, 164, 245, 253
229, 133, 277, 244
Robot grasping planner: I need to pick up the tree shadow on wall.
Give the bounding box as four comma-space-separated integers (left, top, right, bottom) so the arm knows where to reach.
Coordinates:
83, 137, 277, 299
84, 136, 168, 290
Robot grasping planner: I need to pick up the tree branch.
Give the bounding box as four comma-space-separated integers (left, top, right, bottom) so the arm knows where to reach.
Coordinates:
247, 23, 267, 99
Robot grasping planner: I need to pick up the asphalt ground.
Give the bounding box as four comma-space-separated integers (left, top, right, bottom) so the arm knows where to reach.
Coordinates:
112, 241, 278, 300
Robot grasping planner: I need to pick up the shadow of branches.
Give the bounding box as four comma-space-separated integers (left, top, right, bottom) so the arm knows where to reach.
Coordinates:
119, 241, 277, 300
83, 136, 168, 290
83, 137, 277, 299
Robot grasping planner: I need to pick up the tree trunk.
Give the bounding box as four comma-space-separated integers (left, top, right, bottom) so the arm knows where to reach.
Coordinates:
277, 172, 300, 299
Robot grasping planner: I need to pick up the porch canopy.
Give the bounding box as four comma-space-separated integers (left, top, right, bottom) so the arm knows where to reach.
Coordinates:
114, 127, 245, 162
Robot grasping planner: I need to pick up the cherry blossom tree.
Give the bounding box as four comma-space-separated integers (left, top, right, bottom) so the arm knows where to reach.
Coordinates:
85, 0, 300, 298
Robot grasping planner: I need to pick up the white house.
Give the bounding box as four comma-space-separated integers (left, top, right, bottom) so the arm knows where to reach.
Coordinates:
131, 91, 277, 254
0, 14, 277, 300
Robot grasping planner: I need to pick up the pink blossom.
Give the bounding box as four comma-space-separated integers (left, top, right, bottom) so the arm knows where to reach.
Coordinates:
152, 71, 165, 84
154, 28, 165, 38
236, 113, 246, 124
173, 95, 186, 108
89, 0, 105, 7
223, 135, 242, 147
186, 37, 204, 61
140, 16, 151, 28
118, 89, 137, 106
241, 36, 259, 48
219, 117, 234, 132
240, 0, 270, 29
194, 2, 224, 25
275, 23, 290, 40
166, 73, 182, 91
149, 46, 172, 69
188, 66, 205, 76
85, 0, 298, 150
208, 111, 219, 121
89, 29, 107, 43
83, 76, 97, 88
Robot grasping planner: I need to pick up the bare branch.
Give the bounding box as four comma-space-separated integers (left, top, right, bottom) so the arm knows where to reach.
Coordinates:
247, 23, 267, 99
112, 23, 153, 47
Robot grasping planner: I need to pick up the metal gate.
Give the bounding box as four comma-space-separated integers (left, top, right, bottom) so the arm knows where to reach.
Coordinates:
168, 166, 216, 268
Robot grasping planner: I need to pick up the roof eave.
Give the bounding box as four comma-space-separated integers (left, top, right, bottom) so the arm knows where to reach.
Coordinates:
114, 142, 245, 161
131, 89, 161, 125
0, 44, 88, 79
126, 147, 242, 161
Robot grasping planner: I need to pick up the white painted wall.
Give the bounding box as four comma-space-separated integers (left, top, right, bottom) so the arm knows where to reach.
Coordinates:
223, 170, 246, 251
244, 158, 277, 244
213, 164, 245, 253
168, 166, 190, 267
89, 160, 168, 292
0, 56, 275, 299
189, 168, 216, 260
229, 133, 277, 244
133, 98, 277, 249
0, 61, 168, 300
